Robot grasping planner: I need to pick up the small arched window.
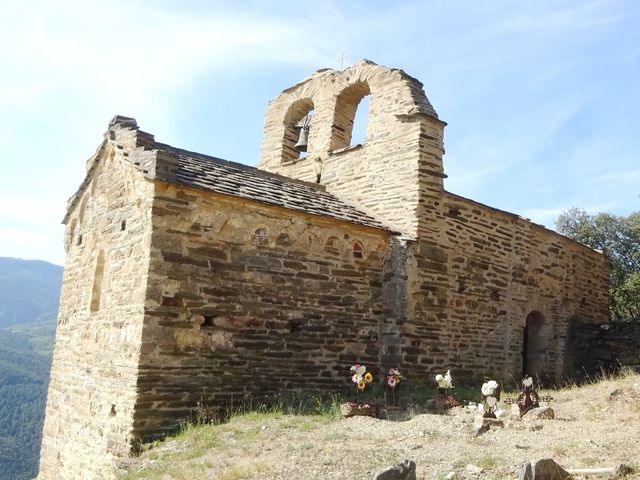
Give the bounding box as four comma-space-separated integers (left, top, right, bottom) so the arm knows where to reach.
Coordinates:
352, 241, 364, 260
90, 250, 106, 312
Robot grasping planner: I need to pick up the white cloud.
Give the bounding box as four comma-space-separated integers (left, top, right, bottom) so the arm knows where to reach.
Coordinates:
0, 0, 637, 265
0, 228, 52, 249
0, 193, 64, 225
0, 0, 341, 113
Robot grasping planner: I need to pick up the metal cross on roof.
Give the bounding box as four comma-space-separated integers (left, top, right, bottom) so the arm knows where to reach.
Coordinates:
338, 53, 348, 71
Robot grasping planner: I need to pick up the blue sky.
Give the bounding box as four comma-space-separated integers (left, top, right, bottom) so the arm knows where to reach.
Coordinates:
1, 0, 638, 266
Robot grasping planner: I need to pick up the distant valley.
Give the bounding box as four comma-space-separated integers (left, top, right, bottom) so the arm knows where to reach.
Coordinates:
0, 257, 61, 480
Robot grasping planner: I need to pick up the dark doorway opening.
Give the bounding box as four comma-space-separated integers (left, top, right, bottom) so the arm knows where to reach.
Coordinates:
522, 311, 547, 378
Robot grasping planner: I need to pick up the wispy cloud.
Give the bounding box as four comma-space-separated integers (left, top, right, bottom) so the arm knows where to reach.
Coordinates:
0, 0, 638, 264
0, 228, 53, 249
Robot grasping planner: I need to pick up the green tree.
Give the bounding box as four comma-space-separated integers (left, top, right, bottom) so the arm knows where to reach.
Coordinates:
556, 208, 640, 320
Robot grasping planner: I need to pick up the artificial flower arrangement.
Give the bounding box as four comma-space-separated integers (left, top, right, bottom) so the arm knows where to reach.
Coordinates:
386, 368, 402, 405
340, 363, 376, 418
481, 380, 500, 418
435, 370, 453, 393
350, 363, 373, 403
434, 369, 459, 409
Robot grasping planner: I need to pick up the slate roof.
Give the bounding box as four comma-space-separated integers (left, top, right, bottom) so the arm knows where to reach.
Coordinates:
154, 143, 392, 233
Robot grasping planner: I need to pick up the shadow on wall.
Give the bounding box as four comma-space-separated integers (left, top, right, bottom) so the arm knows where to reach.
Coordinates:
568, 319, 640, 380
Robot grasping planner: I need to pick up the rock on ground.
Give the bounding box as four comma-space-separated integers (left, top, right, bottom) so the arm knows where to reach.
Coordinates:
522, 407, 555, 421
520, 458, 571, 480
372, 459, 416, 480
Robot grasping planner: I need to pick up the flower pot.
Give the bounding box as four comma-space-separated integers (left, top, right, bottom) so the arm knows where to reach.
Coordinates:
340, 402, 375, 418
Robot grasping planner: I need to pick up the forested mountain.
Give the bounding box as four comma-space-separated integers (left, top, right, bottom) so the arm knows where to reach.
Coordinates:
0, 257, 61, 479
0, 257, 62, 328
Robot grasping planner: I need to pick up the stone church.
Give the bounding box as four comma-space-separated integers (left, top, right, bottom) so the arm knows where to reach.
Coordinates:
39, 60, 609, 478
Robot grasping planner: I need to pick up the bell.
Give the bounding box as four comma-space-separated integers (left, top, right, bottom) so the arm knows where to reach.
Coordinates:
294, 127, 309, 153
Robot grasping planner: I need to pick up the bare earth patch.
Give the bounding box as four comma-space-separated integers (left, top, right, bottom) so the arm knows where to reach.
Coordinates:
120, 373, 640, 480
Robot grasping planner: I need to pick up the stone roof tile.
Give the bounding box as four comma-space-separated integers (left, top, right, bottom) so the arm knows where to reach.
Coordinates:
155, 143, 392, 233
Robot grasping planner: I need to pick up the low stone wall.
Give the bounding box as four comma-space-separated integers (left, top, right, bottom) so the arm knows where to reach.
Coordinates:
569, 320, 640, 377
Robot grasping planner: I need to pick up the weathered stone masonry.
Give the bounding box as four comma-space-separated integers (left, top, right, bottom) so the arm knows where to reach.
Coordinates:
257, 60, 609, 381
134, 185, 390, 440
39, 130, 155, 479
40, 61, 610, 479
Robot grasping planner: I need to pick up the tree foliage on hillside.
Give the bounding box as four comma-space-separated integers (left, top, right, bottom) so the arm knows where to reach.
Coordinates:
0, 328, 52, 480
0, 258, 59, 479
556, 208, 640, 320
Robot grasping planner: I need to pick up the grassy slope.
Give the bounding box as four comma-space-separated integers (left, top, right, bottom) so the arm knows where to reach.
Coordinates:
120, 372, 640, 480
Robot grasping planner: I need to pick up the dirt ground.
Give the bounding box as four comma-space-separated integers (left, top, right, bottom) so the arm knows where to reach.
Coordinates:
121, 372, 640, 480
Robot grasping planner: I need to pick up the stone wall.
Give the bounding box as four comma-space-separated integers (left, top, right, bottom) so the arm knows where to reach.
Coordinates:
132, 183, 390, 441
40, 63, 614, 479
569, 321, 640, 377
39, 130, 155, 479
257, 60, 610, 383
429, 193, 610, 381
259, 60, 446, 239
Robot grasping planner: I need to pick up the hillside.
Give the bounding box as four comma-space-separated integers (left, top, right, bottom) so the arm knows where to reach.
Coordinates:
121, 372, 640, 480
0, 257, 62, 329
0, 257, 61, 479
0, 327, 52, 479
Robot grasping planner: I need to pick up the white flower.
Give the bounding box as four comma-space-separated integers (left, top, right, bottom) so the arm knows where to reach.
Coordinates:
443, 370, 453, 388
481, 380, 498, 396
523, 376, 533, 387
436, 370, 454, 389
356, 364, 366, 376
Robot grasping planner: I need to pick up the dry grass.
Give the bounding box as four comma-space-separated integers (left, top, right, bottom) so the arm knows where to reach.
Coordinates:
119, 370, 640, 480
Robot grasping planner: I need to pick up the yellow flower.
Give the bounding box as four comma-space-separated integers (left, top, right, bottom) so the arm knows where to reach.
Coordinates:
357, 380, 366, 390
364, 372, 373, 383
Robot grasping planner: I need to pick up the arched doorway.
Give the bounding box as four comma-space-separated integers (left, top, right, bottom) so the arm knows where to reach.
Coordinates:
522, 311, 547, 377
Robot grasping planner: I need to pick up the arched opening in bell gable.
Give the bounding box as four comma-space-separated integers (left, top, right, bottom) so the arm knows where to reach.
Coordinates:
281, 98, 315, 163
330, 81, 371, 151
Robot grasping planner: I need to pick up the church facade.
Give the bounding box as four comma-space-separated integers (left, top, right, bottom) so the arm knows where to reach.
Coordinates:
39, 61, 609, 479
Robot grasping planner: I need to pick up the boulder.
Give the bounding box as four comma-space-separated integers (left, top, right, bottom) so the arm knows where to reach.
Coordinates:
520, 458, 571, 480
473, 415, 504, 436
372, 459, 416, 480
340, 402, 375, 418
522, 406, 554, 421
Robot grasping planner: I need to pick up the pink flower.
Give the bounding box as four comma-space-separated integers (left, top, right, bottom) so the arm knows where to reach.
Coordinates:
387, 376, 397, 388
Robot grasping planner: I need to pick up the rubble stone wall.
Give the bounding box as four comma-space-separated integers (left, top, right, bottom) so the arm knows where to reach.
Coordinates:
259, 60, 445, 239
133, 183, 390, 441
39, 140, 155, 479
429, 193, 610, 381
569, 321, 640, 376
258, 60, 611, 383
